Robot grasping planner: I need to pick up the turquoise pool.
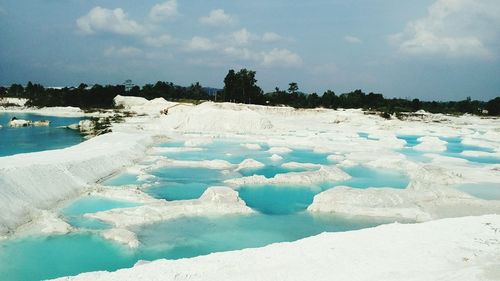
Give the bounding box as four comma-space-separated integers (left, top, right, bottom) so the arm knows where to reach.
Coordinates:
0, 112, 85, 157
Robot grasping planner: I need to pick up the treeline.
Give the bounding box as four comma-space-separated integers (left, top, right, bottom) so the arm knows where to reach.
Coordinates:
1, 68, 499, 116
1, 81, 211, 109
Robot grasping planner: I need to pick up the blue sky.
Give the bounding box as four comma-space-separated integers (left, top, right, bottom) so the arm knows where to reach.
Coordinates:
0, 0, 499, 101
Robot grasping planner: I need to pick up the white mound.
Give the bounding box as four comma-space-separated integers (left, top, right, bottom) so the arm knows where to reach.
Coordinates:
85, 187, 253, 228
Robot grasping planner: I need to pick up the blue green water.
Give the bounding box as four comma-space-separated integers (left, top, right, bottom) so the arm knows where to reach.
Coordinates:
0, 213, 389, 281
145, 166, 239, 200
62, 196, 142, 230
0, 139, 416, 280
238, 165, 309, 178
397, 135, 499, 164
283, 149, 331, 164
0, 112, 85, 157
155, 140, 330, 166
147, 181, 209, 201
455, 183, 500, 200
0, 233, 137, 281
62, 196, 142, 216
239, 185, 317, 214
440, 137, 494, 154
439, 137, 499, 164
358, 132, 379, 141
238, 166, 409, 215
397, 135, 422, 147
157, 141, 270, 164
339, 166, 410, 189
103, 173, 143, 187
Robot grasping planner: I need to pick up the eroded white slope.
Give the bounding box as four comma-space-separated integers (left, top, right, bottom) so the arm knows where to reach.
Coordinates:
54, 215, 500, 281
0, 132, 153, 235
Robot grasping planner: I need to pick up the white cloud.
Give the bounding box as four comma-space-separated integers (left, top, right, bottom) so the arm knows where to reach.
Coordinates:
104, 46, 143, 58
262, 32, 284, 43
344, 35, 362, 44
223, 46, 302, 67
186, 36, 217, 51
199, 9, 235, 26
223, 47, 260, 61
229, 28, 255, 46
77, 6, 145, 36
391, 0, 500, 59
260, 48, 302, 67
149, 0, 179, 22
144, 34, 175, 47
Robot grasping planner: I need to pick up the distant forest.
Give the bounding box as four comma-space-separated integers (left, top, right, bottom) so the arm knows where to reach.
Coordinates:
1, 68, 499, 116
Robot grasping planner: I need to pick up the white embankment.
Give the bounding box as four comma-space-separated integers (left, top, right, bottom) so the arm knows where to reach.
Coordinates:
0, 132, 154, 235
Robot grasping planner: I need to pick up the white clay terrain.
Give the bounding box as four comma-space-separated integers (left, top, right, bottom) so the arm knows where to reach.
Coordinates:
1, 95, 500, 280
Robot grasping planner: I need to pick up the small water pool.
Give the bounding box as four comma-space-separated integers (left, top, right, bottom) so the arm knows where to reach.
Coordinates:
358, 132, 379, 141
147, 181, 209, 201
156, 141, 270, 164
338, 165, 410, 189
455, 183, 500, 200
102, 173, 143, 187
440, 137, 499, 164
397, 136, 499, 164
397, 135, 421, 147
62, 196, 142, 230
0, 112, 85, 157
145, 166, 240, 201
238, 185, 317, 214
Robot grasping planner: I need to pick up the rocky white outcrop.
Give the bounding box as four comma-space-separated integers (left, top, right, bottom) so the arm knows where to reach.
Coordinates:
413, 136, 447, 152
225, 166, 351, 187
241, 143, 262, 150
150, 157, 235, 170
85, 187, 254, 228
269, 154, 283, 161
102, 228, 140, 248
236, 159, 265, 171
308, 165, 500, 221
8, 119, 32, 127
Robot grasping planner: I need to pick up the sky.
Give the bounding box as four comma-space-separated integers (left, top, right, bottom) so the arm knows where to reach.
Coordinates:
0, 0, 499, 101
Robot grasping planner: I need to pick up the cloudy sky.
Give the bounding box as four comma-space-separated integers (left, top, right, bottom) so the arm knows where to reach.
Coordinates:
0, 0, 499, 100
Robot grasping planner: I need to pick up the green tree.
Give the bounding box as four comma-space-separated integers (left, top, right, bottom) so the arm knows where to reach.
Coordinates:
321, 90, 338, 109
222, 69, 263, 104
288, 82, 299, 95
485, 97, 500, 116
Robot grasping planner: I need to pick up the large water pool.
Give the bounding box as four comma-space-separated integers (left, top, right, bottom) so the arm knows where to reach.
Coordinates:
0, 213, 387, 281
0, 139, 411, 280
0, 112, 85, 157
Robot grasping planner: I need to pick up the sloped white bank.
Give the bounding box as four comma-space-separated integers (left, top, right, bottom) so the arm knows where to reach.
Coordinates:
0, 132, 154, 235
